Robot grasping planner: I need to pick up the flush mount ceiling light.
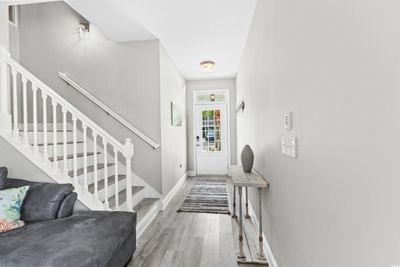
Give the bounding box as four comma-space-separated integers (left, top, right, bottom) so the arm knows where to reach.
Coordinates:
200, 60, 215, 72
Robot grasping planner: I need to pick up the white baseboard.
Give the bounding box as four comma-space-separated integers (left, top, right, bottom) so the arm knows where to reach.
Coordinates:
136, 200, 162, 239
187, 170, 196, 177
247, 201, 278, 267
161, 172, 188, 210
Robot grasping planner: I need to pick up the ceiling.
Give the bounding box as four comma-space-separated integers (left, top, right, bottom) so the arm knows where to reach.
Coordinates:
65, 0, 258, 80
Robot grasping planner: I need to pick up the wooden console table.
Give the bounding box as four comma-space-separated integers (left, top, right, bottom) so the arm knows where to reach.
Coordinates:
229, 165, 269, 262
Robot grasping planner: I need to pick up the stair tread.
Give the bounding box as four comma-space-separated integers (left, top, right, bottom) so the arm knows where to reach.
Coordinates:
68, 163, 114, 177
49, 152, 100, 162
133, 198, 160, 222
88, 174, 126, 193
108, 186, 146, 209
38, 141, 83, 146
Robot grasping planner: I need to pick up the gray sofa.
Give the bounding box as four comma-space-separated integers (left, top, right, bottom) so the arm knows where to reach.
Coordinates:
0, 175, 137, 267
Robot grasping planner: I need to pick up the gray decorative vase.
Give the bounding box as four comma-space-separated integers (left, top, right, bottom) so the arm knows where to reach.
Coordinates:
241, 145, 254, 173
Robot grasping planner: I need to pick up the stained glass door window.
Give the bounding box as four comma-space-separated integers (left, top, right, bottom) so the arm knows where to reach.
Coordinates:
201, 109, 222, 152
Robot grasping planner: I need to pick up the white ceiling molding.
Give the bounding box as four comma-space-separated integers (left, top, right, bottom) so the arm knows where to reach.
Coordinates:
66, 0, 258, 79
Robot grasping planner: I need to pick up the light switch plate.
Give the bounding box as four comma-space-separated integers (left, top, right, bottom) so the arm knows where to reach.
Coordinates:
281, 136, 297, 158
284, 112, 292, 130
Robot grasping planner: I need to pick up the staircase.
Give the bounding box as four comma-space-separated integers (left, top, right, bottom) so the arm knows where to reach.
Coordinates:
0, 46, 161, 236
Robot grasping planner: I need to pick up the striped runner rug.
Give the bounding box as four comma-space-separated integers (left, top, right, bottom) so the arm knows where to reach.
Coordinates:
177, 178, 230, 215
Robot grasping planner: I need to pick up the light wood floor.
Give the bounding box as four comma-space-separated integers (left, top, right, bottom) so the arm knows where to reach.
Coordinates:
129, 177, 260, 267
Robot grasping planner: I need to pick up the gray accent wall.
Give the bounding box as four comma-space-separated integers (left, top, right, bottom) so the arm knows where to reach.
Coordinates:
159, 44, 187, 195
237, 0, 400, 266
186, 79, 237, 173
14, 2, 163, 193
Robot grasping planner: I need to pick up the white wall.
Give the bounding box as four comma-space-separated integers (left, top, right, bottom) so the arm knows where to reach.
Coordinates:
15, 2, 163, 193
159, 44, 187, 195
237, 0, 400, 266
186, 79, 236, 173
0, 3, 9, 47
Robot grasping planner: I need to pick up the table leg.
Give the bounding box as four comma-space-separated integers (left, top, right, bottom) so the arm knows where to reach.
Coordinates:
245, 187, 250, 219
258, 187, 266, 260
232, 185, 237, 218
238, 186, 245, 259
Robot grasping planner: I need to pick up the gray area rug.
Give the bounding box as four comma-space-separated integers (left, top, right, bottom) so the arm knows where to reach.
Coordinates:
177, 178, 230, 215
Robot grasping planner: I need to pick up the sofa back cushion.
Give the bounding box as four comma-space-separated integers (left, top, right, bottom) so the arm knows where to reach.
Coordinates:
0, 167, 7, 190
6, 179, 74, 222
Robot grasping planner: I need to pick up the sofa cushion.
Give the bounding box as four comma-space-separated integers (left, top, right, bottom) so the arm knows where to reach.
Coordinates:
0, 211, 137, 267
0, 186, 30, 233
56, 192, 77, 219
0, 167, 7, 190
6, 179, 74, 223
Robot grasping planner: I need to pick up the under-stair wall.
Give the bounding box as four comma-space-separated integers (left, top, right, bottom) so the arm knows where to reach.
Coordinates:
0, 136, 89, 211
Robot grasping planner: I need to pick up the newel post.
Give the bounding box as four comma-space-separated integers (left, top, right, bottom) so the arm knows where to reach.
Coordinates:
0, 45, 11, 133
123, 138, 134, 211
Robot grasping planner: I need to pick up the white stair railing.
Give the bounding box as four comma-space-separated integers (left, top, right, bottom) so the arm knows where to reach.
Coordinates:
0, 46, 134, 211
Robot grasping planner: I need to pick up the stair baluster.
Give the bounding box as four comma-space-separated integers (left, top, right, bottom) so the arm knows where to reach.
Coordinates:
11, 68, 18, 137
114, 148, 119, 210
72, 115, 78, 186
82, 122, 88, 193
62, 107, 68, 175
21, 76, 28, 145
52, 99, 58, 169
41, 92, 48, 160
32, 85, 38, 152
103, 140, 109, 209
92, 131, 99, 200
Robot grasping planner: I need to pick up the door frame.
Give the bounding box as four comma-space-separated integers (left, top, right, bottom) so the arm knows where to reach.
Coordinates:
193, 89, 230, 176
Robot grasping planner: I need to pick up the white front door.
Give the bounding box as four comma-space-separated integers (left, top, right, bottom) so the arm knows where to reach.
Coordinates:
195, 104, 228, 175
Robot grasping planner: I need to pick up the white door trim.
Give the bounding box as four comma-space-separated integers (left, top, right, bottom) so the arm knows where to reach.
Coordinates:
193, 89, 230, 176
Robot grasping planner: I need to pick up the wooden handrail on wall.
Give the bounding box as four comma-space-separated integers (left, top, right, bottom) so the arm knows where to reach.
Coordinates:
58, 72, 160, 150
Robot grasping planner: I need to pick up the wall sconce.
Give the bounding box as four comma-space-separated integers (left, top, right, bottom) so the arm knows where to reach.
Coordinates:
236, 100, 245, 113
240, 100, 245, 111
76, 22, 90, 36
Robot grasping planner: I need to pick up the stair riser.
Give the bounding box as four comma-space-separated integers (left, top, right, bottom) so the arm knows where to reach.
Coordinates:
131, 190, 145, 210
76, 167, 116, 185
54, 154, 99, 170
22, 132, 75, 143
17, 124, 72, 131
115, 190, 144, 211
97, 179, 127, 202
39, 142, 86, 157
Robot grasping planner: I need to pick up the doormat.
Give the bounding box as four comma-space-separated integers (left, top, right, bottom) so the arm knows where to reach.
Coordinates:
177, 178, 230, 215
